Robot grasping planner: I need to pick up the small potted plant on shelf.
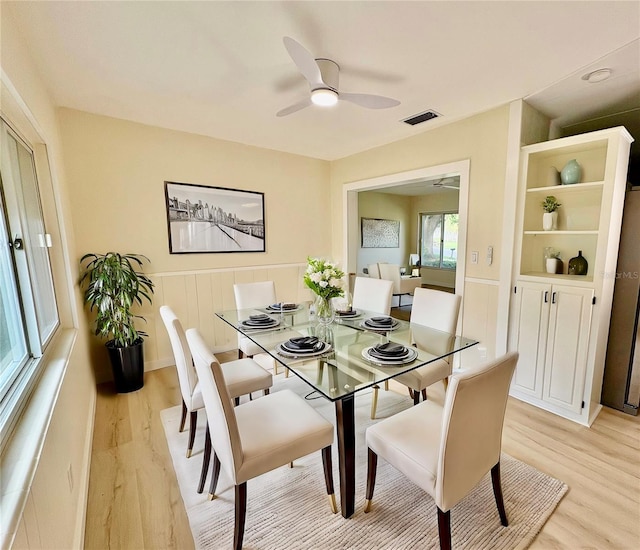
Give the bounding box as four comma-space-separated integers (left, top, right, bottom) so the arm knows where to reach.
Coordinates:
545, 250, 563, 275
79, 252, 155, 393
541, 195, 561, 231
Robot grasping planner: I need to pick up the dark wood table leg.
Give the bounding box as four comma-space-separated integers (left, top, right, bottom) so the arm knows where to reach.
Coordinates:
335, 395, 355, 518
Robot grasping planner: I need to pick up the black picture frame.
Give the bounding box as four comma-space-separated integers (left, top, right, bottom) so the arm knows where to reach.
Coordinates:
164, 181, 265, 254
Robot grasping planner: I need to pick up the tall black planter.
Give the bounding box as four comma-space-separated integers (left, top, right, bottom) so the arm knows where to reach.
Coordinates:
106, 338, 144, 393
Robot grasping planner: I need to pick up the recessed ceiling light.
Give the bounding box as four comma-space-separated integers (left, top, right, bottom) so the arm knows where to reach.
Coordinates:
581, 68, 612, 83
311, 88, 338, 107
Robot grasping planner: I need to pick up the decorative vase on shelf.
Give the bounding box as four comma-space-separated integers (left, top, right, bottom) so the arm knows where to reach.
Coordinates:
568, 251, 588, 275
546, 257, 563, 275
314, 294, 335, 326
542, 211, 558, 231
561, 159, 582, 185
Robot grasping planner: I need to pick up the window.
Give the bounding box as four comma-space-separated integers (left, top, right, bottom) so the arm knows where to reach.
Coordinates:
0, 118, 59, 446
419, 211, 459, 270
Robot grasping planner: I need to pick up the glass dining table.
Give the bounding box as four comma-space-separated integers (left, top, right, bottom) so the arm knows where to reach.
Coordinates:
216, 303, 478, 518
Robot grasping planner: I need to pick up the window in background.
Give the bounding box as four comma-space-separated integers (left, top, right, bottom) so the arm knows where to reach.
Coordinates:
419, 211, 458, 270
0, 118, 59, 447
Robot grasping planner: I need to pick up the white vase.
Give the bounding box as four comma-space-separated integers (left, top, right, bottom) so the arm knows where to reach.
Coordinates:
542, 211, 557, 231
546, 258, 562, 274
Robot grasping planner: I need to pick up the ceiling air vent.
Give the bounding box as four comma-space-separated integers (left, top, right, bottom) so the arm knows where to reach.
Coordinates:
402, 110, 440, 126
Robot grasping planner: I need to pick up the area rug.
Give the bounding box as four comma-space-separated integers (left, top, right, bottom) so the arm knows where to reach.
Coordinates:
161, 375, 567, 550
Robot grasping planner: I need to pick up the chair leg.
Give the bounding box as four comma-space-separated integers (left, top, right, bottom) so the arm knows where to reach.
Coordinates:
421, 389, 427, 402
408, 388, 414, 399
208, 453, 221, 500
437, 508, 452, 550
364, 448, 378, 513
263, 388, 270, 396
413, 389, 421, 406
234, 482, 247, 550
370, 385, 379, 419
179, 399, 187, 432
186, 410, 197, 458
238, 349, 243, 360
443, 377, 449, 391
321, 446, 337, 514
198, 424, 211, 493
234, 396, 240, 406
491, 462, 509, 526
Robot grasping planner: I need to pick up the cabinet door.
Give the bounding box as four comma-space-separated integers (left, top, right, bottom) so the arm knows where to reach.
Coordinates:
543, 285, 594, 413
510, 281, 551, 398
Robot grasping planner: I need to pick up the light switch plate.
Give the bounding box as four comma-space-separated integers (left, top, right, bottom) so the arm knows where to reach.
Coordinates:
471, 251, 479, 264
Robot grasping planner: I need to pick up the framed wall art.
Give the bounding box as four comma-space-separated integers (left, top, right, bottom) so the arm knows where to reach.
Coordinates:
361, 217, 400, 248
164, 181, 265, 254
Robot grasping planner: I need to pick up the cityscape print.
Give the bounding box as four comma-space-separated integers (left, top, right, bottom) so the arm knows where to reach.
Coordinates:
165, 181, 265, 253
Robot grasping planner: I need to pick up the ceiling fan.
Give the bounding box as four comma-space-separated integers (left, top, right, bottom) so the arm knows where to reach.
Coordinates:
276, 37, 401, 117
431, 177, 460, 190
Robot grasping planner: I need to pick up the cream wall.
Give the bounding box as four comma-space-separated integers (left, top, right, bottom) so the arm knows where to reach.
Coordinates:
357, 191, 412, 272
58, 109, 332, 381
1, 6, 95, 549
330, 106, 511, 361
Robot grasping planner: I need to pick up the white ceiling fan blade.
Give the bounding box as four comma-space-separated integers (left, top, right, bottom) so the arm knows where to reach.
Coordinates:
283, 37, 325, 89
276, 98, 312, 117
340, 92, 400, 109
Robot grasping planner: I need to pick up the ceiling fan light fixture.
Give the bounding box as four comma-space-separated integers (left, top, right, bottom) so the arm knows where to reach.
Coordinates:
311, 88, 338, 107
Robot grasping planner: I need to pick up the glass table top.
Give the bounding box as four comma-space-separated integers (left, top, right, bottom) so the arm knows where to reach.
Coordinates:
216, 303, 478, 402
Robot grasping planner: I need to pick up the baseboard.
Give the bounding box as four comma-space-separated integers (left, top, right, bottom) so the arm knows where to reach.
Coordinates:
72, 387, 96, 550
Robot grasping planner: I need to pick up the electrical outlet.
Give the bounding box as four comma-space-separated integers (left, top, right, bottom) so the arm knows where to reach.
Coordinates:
67, 463, 73, 492
471, 251, 479, 264
486, 246, 493, 265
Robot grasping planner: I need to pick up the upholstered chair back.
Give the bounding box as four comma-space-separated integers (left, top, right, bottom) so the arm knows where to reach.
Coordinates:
377, 263, 402, 293
436, 351, 518, 512
159, 306, 198, 408
352, 276, 393, 315
367, 263, 381, 278
186, 328, 243, 483
410, 288, 461, 332
233, 281, 277, 310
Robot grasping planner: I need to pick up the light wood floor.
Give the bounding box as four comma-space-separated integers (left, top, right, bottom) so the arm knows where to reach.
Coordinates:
84, 356, 640, 549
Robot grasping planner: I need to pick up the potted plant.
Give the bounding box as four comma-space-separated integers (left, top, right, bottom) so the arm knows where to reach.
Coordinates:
541, 195, 561, 231
545, 250, 563, 274
79, 252, 155, 393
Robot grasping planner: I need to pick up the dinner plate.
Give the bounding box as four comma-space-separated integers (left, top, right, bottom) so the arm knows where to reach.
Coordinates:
360, 318, 400, 331
240, 317, 280, 329
361, 346, 418, 366
265, 303, 301, 312
276, 341, 332, 358
335, 309, 361, 319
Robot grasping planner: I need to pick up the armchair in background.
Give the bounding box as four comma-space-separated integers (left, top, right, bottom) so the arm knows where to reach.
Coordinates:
377, 263, 422, 307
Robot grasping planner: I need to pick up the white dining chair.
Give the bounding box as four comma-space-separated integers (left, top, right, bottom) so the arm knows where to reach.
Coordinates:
186, 327, 337, 550
391, 288, 462, 410
233, 281, 277, 358
159, 306, 273, 460
377, 262, 422, 308
352, 276, 393, 315
364, 352, 519, 550
351, 276, 394, 418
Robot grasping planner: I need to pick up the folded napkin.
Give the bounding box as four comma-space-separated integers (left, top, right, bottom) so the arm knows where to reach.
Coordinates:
336, 308, 355, 316
367, 316, 394, 326
249, 314, 271, 321
372, 342, 407, 357
270, 302, 297, 310
285, 336, 320, 350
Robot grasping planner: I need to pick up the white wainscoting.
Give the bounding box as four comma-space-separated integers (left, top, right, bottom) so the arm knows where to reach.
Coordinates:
140, 263, 312, 371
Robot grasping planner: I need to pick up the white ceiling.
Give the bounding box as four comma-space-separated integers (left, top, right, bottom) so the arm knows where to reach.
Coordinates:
5, 1, 640, 161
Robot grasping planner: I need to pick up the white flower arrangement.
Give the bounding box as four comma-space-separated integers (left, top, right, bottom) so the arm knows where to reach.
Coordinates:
303, 257, 345, 300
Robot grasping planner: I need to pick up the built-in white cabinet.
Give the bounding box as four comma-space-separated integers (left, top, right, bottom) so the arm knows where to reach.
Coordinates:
510, 281, 593, 414
509, 127, 633, 425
